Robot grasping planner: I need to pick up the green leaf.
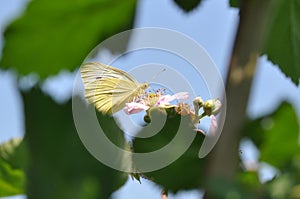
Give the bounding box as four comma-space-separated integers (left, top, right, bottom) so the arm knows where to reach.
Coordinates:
0, 0, 137, 78
0, 138, 22, 163
173, 0, 202, 12
22, 88, 128, 199
133, 108, 206, 192
0, 160, 25, 197
237, 171, 262, 193
0, 138, 25, 197
267, 173, 296, 198
229, 0, 241, 7
244, 102, 300, 169
263, 0, 300, 85
205, 175, 255, 199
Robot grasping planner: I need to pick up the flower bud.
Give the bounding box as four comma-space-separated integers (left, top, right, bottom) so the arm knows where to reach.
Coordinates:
193, 96, 204, 115
144, 114, 151, 123
203, 99, 221, 116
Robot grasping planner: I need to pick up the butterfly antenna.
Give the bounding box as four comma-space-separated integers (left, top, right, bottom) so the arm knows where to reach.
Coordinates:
150, 68, 166, 81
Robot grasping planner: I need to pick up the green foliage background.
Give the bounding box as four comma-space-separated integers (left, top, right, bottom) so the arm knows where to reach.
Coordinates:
0, 0, 300, 198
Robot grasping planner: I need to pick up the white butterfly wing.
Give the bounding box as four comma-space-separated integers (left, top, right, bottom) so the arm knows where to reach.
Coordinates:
81, 62, 138, 85
80, 62, 148, 114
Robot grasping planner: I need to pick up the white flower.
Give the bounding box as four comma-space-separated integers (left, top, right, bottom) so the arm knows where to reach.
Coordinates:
124, 102, 149, 115
123, 92, 189, 115
155, 92, 189, 106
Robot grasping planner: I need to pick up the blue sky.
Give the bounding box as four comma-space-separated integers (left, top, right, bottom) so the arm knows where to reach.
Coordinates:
1, 0, 300, 199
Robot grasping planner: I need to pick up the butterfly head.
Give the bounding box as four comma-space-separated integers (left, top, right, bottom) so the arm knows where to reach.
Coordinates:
141, 82, 149, 90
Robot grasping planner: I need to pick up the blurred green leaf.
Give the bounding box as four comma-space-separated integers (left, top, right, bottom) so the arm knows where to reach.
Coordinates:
243, 118, 265, 148
0, 138, 22, 163
236, 171, 271, 198
237, 171, 260, 191
268, 173, 296, 198
260, 103, 300, 168
0, 0, 137, 78
0, 138, 25, 197
263, 0, 300, 85
242, 102, 300, 198
133, 107, 206, 192
244, 102, 300, 169
22, 88, 128, 199
259, 155, 300, 198
205, 175, 253, 199
173, 0, 202, 12
229, 0, 240, 7
96, 111, 131, 150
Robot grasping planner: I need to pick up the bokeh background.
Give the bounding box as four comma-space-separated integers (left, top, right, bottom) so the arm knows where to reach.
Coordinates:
1, 0, 300, 198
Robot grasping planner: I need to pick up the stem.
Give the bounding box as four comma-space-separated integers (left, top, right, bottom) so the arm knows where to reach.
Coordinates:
203, 0, 275, 198
161, 188, 168, 199
198, 112, 206, 120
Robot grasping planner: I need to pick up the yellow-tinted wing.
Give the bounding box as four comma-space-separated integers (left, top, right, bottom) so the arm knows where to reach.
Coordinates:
80, 62, 148, 114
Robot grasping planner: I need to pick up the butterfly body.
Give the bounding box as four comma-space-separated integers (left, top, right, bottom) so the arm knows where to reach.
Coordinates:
80, 62, 148, 114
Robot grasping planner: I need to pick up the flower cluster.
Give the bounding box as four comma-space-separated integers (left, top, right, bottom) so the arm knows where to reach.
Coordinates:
193, 97, 221, 136
123, 89, 221, 136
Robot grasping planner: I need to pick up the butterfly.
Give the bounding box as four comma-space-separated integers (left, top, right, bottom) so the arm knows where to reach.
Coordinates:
80, 62, 149, 114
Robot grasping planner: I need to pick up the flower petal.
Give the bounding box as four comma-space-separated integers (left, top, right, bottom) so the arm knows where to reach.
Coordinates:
193, 96, 203, 115
155, 94, 172, 106
212, 99, 222, 115
208, 115, 218, 137
155, 92, 189, 106
123, 102, 149, 115
173, 92, 189, 100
